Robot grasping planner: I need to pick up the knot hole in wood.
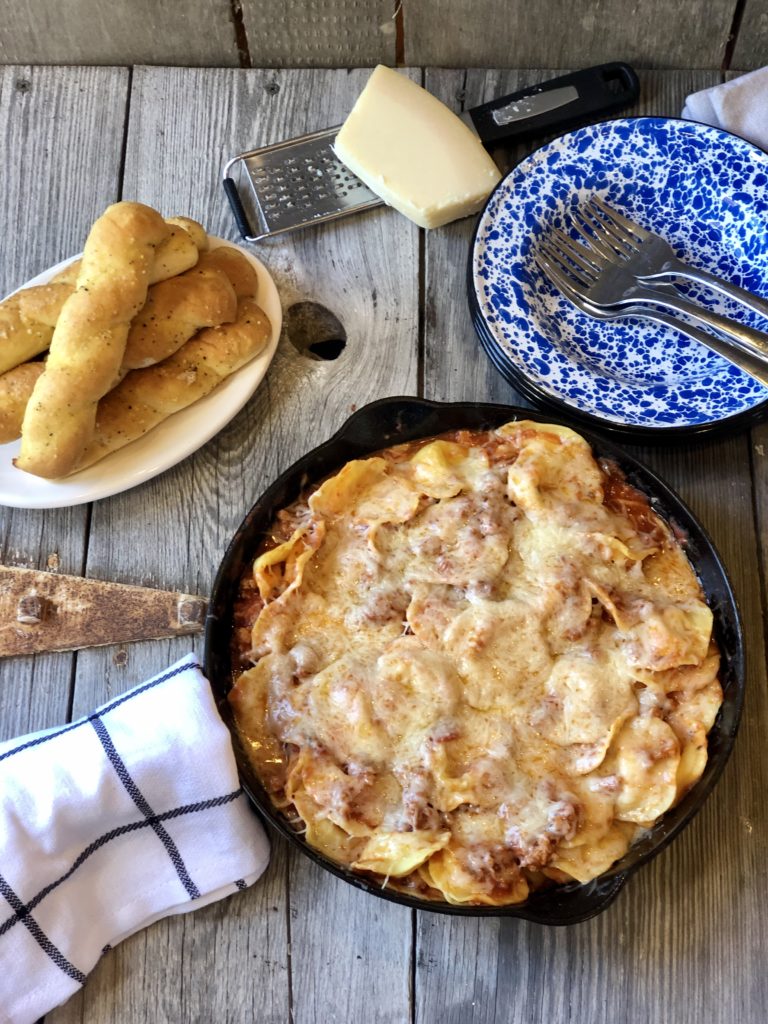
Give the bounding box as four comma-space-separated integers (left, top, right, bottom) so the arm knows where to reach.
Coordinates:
283, 301, 347, 361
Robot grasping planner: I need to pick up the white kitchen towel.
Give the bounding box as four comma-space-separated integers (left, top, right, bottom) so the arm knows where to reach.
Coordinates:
0, 654, 269, 1024
681, 66, 768, 151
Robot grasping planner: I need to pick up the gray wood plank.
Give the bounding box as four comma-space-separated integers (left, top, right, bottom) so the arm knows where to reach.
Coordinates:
405, 0, 736, 69
0, 66, 130, 295
418, 69, 768, 1024
289, 870, 412, 1024
0, 66, 129, 741
423, 68, 567, 410
731, 1, 768, 70
0, 0, 756, 72
49, 66, 418, 1024
0, 0, 238, 66
742, 11, 768, 791
741, 60, 768, 1014
241, 0, 397, 67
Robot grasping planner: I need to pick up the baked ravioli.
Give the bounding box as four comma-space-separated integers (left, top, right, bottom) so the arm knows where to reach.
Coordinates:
229, 422, 723, 906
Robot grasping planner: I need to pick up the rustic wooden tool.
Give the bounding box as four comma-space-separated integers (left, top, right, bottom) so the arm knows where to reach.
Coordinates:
0, 565, 207, 657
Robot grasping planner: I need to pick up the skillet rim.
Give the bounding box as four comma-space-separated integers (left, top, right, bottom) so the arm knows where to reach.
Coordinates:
204, 396, 745, 924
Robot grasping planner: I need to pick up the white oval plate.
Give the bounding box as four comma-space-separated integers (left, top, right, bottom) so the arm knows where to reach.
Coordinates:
0, 238, 281, 509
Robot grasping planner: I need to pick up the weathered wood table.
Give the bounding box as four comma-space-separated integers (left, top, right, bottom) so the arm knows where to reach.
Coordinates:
1, 66, 767, 1024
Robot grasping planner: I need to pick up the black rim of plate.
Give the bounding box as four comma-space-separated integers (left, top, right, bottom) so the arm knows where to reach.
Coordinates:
466, 115, 768, 443
204, 397, 745, 924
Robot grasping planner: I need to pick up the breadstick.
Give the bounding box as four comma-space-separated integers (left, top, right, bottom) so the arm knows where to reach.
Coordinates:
0, 217, 207, 377
78, 298, 271, 470
152, 221, 206, 281
3, 257, 238, 444
15, 202, 170, 478
0, 265, 234, 436
122, 266, 237, 370
0, 362, 45, 444
52, 218, 206, 287
196, 247, 259, 299
0, 283, 72, 375
49, 262, 80, 286
166, 216, 209, 253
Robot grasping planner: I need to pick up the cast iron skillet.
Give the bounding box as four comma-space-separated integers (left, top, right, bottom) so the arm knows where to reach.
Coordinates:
204, 397, 745, 925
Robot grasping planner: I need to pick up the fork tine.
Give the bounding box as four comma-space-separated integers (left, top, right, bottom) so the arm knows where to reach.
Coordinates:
550, 228, 603, 275
539, 239, 594, 288
561, 222, 614, 268
536, 245, 592, 297
535, 252, 579, 295
581, 206, 635, 254
589, 195, 649, 242
569, 212, 622, 263
536, 249, 578, 292
535, 253, 594, 315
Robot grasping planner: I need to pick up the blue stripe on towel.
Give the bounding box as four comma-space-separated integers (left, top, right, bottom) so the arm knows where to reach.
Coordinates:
0, 790, 243, 940
0, 660, 202, 765
0, 873, 87, 985
90, 715, 201, 899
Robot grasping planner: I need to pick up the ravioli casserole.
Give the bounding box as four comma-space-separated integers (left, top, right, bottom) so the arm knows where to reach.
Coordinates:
229, 421, 722, 906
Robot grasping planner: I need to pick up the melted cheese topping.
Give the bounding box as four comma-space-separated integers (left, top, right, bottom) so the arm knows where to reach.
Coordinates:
229, 422, 722, 906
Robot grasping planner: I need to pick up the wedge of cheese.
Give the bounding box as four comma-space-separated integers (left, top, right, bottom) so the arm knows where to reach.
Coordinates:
334, 65, 501, 229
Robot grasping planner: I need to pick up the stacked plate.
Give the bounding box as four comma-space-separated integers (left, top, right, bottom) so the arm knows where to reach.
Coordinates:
468, 117, 768, 439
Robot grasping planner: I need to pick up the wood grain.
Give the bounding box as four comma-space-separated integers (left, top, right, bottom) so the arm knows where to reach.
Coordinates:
48, 66, 419, 1024
241, 0, 397, 67
418, 68, 768, 1024
422, 68, 566, 410
405, 0, 737, 69
0, 0, 757, 70
0, 0, 238, 66
731, 1, 768, 71
0, 66, 130, 295
0, 66, 128, 742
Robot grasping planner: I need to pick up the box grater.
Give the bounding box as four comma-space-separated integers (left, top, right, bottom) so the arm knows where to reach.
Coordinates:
223, 63, 639, 243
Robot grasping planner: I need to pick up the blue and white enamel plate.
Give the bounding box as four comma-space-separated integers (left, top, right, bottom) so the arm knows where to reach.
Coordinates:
469, 117, 768, 437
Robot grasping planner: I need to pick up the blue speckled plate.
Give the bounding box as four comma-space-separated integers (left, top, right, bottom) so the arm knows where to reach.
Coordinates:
469, 117, 768, 438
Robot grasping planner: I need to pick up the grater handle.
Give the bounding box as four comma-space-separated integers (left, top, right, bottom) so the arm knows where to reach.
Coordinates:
223, 176, 258, 241
465, 63, 640, 147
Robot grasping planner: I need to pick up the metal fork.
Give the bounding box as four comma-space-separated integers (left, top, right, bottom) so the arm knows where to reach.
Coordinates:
587, 196, 768, 321
536, 247, 768, 389
540, 226, 768, 364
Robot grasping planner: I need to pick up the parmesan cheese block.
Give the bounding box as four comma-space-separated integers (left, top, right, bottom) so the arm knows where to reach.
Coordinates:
334, 65, 502, 229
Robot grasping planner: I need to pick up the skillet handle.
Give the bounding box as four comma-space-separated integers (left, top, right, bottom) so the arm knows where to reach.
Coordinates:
527, 871, 629, 926
465, 63, 640, 147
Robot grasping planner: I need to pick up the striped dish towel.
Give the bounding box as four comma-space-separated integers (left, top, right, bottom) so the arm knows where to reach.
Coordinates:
0, 654, 269, 1024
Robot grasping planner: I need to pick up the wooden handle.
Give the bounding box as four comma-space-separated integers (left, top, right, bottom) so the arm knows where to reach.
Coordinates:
0, 565, 208, 657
